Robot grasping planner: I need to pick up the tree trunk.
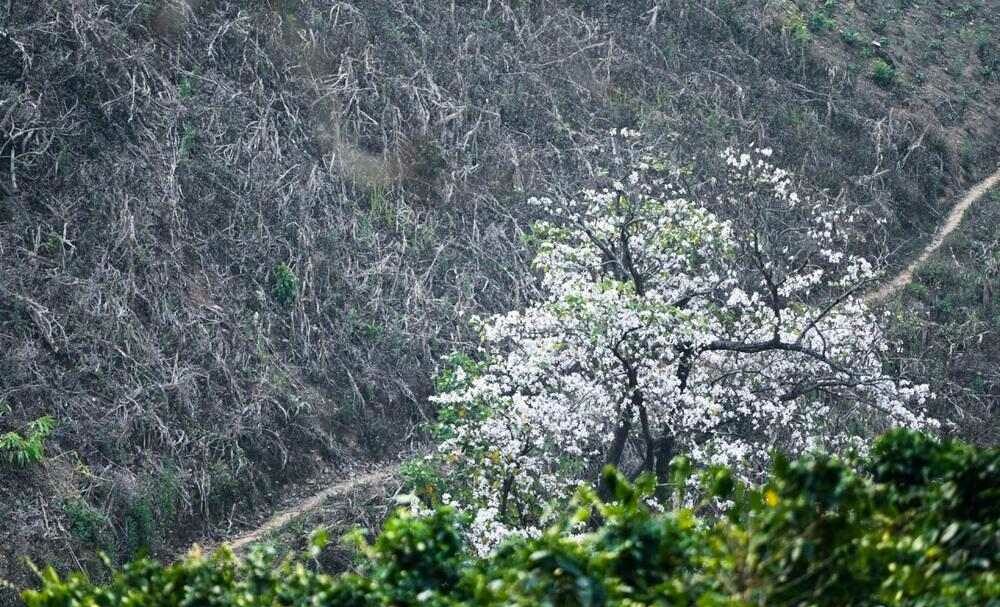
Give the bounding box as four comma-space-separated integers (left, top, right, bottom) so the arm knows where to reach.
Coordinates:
498, 474, 515, 517
599, 407, 633, 500
653, 433, 675, 502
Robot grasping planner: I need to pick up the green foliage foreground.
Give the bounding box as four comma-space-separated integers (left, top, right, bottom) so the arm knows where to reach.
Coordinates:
21, 431, 998, 606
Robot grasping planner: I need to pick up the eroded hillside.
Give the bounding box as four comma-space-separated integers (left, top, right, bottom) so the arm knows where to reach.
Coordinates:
1, 0, 997, 600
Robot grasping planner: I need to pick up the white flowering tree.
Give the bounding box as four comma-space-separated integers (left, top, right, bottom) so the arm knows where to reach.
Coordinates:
427, 135, 934, 553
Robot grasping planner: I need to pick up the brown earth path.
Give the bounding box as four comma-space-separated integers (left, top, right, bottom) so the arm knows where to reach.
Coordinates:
192, 463, 400, 555
867, 167, 1000, 303
201, 166, 1000, 556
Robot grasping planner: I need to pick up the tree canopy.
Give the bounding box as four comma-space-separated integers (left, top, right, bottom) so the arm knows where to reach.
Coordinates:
423, 135, 935, 551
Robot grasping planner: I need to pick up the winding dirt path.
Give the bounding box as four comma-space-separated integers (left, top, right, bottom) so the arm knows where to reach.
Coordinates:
198, 167, 1000, 556
867, 167, 1000, 303
203, 464, 400, 555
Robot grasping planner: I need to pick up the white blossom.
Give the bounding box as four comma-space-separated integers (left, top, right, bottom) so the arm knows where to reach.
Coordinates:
432, 140, 935, 553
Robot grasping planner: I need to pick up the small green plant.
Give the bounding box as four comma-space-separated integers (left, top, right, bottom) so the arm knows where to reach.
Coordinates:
362, 321, 384, 340
42, 232, 64, 256
904, 281, 930, 302
178, 76, 195, 99
807, 11, 835, 34
785, 12, 811, 45
839, 28, 861, 46
917, 259, 960, 290
976, 34, 998, 80
870, 58, 896, 87
271, 263, 297, 306
872, 15, 890, 34
368, 184, 394, 225
178, 124, 198, 159
63, 498, 113, 551
400, 458, 443, 505
124, 496, 155, 558
0, 413, 55, 467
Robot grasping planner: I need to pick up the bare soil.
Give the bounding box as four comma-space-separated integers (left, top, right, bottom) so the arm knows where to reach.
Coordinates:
868, 167, 1000, 303
219, 464, 399, 554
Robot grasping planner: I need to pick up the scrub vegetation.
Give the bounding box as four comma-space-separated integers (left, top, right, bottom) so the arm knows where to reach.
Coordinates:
1, 0, 998, 603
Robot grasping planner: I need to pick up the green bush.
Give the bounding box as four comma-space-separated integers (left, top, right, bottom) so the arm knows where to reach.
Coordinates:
871, 58, 897, 87
0, 414, 55, 467
916, 259, 960, 290
807, 11, 835, 34
22, 431, 999, 606
399, 458, 443, 505
123, 496, 155, 559
271, 263, 298, 306
63, 499, 114, 552
784, 12, 811, 45
904, 281, 930, 302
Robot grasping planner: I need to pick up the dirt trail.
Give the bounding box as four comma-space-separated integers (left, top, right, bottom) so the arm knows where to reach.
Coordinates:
204, 464, 399, 554
867, 167, 1000, 303
197, 167, 1000, 556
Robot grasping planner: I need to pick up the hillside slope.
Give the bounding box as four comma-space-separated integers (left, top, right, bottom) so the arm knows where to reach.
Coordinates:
869, 167, 1000, 303
1, 0, 998, 599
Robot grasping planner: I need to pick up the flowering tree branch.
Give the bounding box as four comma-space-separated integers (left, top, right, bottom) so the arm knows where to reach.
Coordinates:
425, 134, 935, 554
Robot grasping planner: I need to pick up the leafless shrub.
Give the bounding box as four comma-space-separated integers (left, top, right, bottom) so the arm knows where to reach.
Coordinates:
0, 0, 995, 590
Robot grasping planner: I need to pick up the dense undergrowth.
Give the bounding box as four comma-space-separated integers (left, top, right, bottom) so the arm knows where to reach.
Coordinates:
890, 188, 1000, 445
1, 0, 998, 600
20, 431, 1000, 606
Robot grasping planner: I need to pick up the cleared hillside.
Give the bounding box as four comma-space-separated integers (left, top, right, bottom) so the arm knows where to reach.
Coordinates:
1, 0, 998, 600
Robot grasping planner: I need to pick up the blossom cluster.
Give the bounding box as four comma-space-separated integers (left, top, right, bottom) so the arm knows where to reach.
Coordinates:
430, 137, 935, 555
